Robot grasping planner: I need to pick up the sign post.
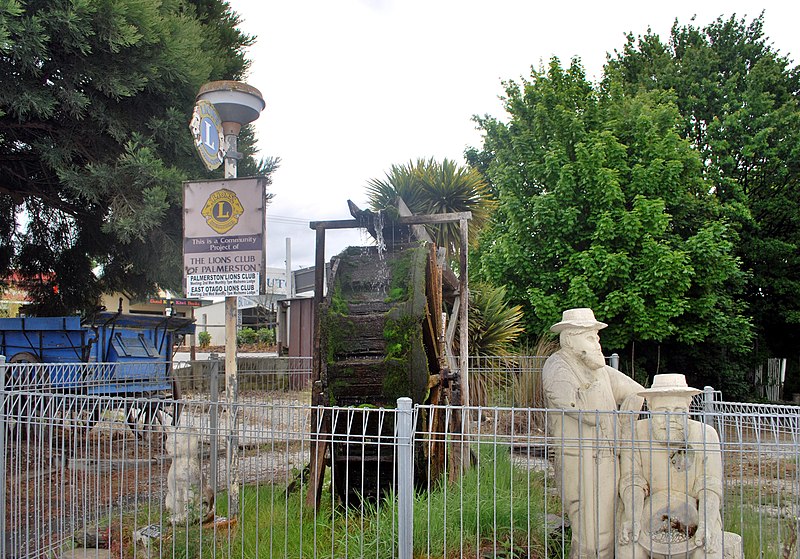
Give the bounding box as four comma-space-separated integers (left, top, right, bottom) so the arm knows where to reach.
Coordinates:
187, 81, 265, 520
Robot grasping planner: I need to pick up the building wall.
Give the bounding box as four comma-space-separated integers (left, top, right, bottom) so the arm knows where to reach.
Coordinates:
196, 300, 227, 346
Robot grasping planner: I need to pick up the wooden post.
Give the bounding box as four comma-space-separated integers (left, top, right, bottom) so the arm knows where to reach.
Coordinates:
306, 225, 328, 509
459, 217, 469, 409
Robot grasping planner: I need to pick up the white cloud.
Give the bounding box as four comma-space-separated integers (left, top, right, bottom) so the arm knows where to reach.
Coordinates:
227, 0, 800, 268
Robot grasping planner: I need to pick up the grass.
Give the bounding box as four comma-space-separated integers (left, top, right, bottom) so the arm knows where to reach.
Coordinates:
723, 484, 799, 559
82, 444, 563, 559
62, 443, 797, 559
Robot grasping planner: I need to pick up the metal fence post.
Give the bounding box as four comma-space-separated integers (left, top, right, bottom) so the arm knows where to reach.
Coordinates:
0, 355, 6, 559
396, 397, 414, 559
610, 353, 620, 370
703, 385, 715, 426
209, 355, 220, 498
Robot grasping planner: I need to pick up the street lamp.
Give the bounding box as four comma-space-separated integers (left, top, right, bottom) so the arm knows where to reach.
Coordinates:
197, 80, 265, 179
196, 80, 264, 519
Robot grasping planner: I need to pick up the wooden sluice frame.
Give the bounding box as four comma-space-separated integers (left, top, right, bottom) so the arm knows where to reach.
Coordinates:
305, 210, 472, 509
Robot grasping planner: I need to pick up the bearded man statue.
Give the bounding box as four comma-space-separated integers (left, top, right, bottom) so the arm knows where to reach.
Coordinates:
542, 308, 645, 559
617, 374, 742, 559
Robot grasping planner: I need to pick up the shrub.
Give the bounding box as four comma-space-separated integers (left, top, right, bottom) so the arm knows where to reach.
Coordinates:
256, 327, 275, 345
197, 331, 211, 349
237, 327, 258, 346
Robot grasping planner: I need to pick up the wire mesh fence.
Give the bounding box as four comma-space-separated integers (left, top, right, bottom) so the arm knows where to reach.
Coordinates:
2, 359, 799, 558
173, 357, 312, 396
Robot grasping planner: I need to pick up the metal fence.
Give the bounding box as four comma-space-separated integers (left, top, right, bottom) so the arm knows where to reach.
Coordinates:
2, 360, 799, 559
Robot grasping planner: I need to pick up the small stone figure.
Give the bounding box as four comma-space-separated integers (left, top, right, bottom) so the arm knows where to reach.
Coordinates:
542, 308, 645, 559
165, 427, 214, 525
617, 374, 742, 559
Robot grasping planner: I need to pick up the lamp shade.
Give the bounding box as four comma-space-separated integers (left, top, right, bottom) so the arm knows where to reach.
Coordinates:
196, 81, 265, 126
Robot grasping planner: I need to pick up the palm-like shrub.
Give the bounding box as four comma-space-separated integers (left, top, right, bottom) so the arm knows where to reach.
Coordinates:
366, 158, 495, 259
467, 282, 524, 357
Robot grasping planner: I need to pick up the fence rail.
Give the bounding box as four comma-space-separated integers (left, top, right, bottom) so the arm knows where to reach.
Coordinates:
2, 359, 799, 559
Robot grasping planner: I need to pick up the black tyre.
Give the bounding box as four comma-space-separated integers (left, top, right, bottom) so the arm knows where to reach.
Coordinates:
4, 353, 47, 440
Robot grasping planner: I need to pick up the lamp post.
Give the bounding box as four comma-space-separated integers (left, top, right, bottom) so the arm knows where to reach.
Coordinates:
196, 80, 265, 518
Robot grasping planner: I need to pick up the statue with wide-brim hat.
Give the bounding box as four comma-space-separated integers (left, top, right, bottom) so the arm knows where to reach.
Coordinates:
618, 374, 742, 559
637, 373, 702, 398
549, 307, 608, 333
541, 307, 644, 559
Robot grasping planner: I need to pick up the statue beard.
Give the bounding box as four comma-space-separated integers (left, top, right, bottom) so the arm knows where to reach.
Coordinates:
652, 421, 688, 445
578, 349, 607, 372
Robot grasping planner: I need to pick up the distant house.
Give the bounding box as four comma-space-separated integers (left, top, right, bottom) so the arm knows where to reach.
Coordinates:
0, 272, 31, 317
1, 272, 208, 319
194, 267, 291, 346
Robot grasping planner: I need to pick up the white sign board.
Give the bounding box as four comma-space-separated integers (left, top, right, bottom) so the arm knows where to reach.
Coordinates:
183, 177, 266, 297
186, 272, 260, 297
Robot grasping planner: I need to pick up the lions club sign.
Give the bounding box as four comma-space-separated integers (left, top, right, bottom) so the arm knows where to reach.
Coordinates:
183, 177, 266, 297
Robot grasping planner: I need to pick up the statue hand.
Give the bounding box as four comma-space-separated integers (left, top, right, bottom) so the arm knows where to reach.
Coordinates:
619, 520, 641, 545
694, 520, 720, 553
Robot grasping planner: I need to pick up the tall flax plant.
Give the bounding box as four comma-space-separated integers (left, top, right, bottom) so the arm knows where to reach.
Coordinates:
462, 283, 525, 408
513, 335, 559, 408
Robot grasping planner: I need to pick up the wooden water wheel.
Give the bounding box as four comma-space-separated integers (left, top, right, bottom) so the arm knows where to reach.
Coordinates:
305, 200, 471, 508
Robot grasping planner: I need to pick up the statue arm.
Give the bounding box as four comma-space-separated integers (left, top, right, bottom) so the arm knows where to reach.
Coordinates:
542, 373, 599, 426
618, 446, 646, 544
619, 477, 647, 545
607, 367, 645, 410
695, 490, 722, 552
692, 423, 723, 552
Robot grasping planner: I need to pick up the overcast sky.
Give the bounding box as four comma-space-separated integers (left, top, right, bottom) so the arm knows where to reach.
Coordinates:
226, 0, 800, 270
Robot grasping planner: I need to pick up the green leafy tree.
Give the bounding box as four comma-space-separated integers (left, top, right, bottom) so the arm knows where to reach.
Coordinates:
604, 14, 800, 370
470, 58, 751, 392
366, 158, 495, 260
0, 0, 277, 315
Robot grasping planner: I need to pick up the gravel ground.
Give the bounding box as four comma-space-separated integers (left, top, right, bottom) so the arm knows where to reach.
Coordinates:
4, 390, 314, 557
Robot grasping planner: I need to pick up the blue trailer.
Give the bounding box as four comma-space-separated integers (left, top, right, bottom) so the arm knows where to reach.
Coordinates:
0, 311, 194, 393
1, 312, 195, 435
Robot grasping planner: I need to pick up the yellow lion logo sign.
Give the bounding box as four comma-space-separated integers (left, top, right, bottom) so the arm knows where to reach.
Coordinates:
201, 189, 245, 234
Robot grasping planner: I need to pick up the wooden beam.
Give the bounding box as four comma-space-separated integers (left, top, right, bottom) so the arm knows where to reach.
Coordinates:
458, 217, 469, 407
310, 211, 472, 231
309, 219, 361, 230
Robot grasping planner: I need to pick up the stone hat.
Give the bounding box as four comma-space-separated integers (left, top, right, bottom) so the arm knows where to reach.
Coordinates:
638, 374, 701, 398
549, 308, 608, 333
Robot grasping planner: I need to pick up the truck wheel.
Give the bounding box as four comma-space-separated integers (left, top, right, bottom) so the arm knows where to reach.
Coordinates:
9, 352, 41, 364
5, 352, 46, 440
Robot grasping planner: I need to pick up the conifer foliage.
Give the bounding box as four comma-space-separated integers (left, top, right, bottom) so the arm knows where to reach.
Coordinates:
0, 0, 270, 314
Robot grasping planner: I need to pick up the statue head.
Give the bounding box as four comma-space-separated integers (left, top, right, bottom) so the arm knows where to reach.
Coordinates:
638, 374, 701, 443
551, 308, 608, 371
165, 426, 200, 458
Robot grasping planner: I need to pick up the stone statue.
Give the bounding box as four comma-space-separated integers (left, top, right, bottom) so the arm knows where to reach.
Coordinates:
542, 308, 645, 559
617, 374, 742, 559
165, 427, 215, 524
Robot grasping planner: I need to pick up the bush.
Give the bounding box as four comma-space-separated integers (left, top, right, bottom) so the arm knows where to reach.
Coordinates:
197, 331, 211, 349
237, 327, 258, 346
256, 327, 275, 345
